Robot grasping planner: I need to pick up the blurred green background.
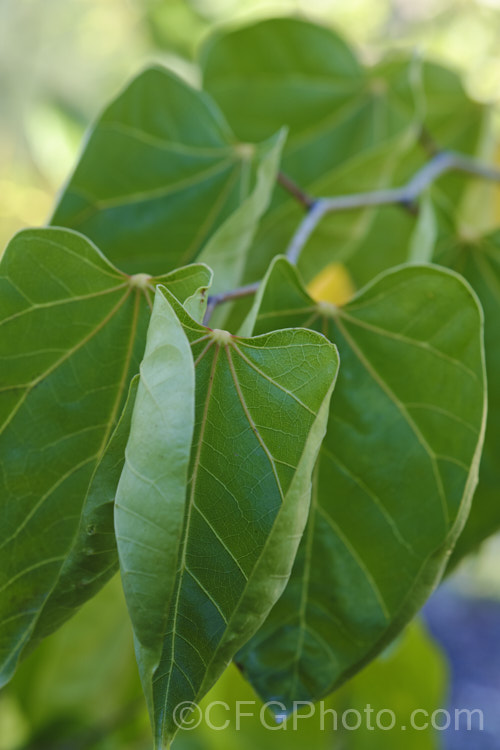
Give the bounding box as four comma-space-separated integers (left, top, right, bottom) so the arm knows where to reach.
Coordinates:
2, 0, 500, 252
1, 1, 500, 748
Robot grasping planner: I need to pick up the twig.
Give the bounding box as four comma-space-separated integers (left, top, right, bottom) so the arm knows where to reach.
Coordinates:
418, 126, 441, 157
286, 151, 500, 264
203, 150, 500, 323
203, 281, 260, 326
277, 171, 315, 209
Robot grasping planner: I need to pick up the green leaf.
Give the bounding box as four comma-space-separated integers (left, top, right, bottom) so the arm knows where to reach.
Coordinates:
435, 227, 500, 563
335, 621, 446, 750
201, 18, 414, 154
25, 376, 139, 650
237, 257, 486, 711
0, 227, 211, 685
201, 19, 486, 296
199, 129, 286, 300
408, 191, 438, 264
7, 577, 142, 740
115, 286, 339, 747
201, 19, 422, 287
51, 66, 282, 279
115, 287, 196, 716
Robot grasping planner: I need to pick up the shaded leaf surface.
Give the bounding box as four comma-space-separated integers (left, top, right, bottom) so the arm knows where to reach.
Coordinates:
202, 18, 485, 293
202, 19, 420, 284
237, 258, 486, 710
335, 621, 446, 750
115, 286, 339, 747
51, 66, 282, 280
0, 228, 211, 685
435, 226, 500, 563
27, 376, 139, 649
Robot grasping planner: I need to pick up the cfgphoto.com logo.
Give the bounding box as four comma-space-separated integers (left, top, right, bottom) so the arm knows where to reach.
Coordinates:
172, 700, 484, 733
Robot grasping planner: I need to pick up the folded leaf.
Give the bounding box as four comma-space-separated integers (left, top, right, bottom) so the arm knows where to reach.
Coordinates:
51, 66, 283, 280
408, 191, 438, 264
115, 288, 196, 718
0, 228, 211, 685
199, 129, 285, 299
115, 286, 339, 747
237, 257, 486, 711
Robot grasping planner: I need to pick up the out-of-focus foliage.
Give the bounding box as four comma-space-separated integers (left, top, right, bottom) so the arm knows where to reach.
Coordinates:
0, 577, 149, 750
2, 0, 500, 251
0, 588, 445, 750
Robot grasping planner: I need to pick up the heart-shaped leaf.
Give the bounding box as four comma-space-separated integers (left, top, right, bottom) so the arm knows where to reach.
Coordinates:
0, 228, 211, 684
201, 18, 485, 291
237, 257, 486, 711
51, 66, 284, 287
115, 285, 339, 747
201, 18, 413, 156
201, 19, 420, 283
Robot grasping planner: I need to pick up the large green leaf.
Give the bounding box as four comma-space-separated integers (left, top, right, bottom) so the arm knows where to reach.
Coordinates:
51, 66, 283, 285
201, 18, 414, 159
237, 257, 486, 711
434, 226, 500, 563
115, 286, 196, 718
115, 285, 339, 747
201, 18, 486, 293
202, 18, 485, 191
0, 227, 211, 685
201, 19, 420, 285
25, 376, 139, 650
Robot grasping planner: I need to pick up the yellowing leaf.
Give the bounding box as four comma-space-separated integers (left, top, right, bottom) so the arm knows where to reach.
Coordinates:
307, 262, 356, 306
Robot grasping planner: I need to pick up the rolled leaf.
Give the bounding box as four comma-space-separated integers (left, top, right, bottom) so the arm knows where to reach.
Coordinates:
115, 286, 339, 747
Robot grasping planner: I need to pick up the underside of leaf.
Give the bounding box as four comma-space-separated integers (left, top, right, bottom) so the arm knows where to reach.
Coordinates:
115, 286, 339, 747
237, 257, 486, 711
